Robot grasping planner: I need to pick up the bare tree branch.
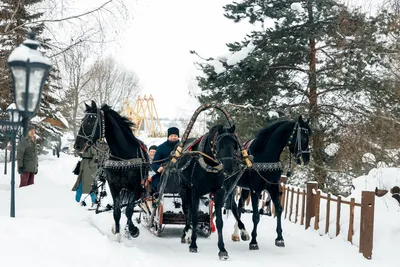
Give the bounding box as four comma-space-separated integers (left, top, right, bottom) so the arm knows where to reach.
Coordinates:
3, 0, 115, 34
83, 56, 141, 110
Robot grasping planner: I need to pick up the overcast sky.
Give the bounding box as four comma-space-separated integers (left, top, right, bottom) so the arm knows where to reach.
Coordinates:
106, 0, 253, 118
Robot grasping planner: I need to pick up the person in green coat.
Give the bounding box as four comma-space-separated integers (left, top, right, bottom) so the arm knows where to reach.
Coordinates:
17, 125, 38, 187
72, 145, 98, 206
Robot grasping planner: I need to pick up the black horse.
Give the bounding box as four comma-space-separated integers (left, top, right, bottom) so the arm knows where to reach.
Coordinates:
225, 115, 311, 250
172, 124, 241, 260
74, 101, 149, 240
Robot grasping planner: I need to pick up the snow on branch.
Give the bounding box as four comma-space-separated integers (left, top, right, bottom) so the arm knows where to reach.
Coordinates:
226, 103, 263, 110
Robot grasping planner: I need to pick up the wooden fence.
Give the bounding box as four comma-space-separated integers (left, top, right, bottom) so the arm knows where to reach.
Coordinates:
239, 177, 376, 260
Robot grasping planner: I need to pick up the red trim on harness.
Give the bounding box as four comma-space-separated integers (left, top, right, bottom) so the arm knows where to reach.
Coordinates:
140, 143, 148, 153
244, 139, 254, 150
186, 135, 204, 151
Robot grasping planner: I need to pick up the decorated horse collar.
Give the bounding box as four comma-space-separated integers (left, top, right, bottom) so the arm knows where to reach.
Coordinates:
103, 158, 144, 170
197, 133, 223, 173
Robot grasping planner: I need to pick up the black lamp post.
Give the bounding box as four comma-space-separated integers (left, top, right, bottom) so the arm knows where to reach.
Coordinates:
0, 28, 52, 218
6, 105, 21, 218
1, 104, 20, 175
8, 28, 52, 136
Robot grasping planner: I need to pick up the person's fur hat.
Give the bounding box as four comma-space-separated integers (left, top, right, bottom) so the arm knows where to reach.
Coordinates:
149, 145, 158, 151
167, 127, 179, 137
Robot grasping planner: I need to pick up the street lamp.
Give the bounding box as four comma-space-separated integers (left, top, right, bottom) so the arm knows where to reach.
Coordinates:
2, 104, 21, 175
5, 104, 21, 218
8, 28, 52, 136
6, 104, 22, 130
0, 28, 51, 218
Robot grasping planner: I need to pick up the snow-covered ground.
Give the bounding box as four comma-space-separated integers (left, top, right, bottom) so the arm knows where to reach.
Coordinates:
0, 152, 398, 266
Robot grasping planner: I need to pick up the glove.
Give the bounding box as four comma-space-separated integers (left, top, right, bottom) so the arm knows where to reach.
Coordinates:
18, 167, 24, 174
35, 171, 38, 175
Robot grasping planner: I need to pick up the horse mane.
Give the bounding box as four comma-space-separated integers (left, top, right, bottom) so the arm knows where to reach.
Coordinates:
251, 120, 288, 154
208, 124, 225, 137
101, 104, 142, 147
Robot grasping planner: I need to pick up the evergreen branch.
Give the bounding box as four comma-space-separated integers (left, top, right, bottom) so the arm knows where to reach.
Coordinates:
318, 110, 346, 125
319, 104, 400, 126
226, 103, 263, 110
316, 66, 339, 75
4, 0, 114, 34
190, 50, 214, 62
268, 65, 307, 73
276, 102, 307, 109
4, 0, 23, 33
311, 162, 357, 178
317, 86, 346, 96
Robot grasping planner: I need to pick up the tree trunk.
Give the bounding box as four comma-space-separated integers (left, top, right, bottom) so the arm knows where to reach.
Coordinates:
307, 1, 326, 189
72, 95, 79, 139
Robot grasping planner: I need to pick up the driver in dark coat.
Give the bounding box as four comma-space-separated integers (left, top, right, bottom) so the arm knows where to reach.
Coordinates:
150, 127, 180, 193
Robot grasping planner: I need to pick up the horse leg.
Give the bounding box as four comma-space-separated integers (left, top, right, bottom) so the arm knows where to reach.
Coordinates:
214, 188, 229, 260
188, 192, 200, 253
271, 187, 285, 247
230, 191, 249, 242
180, 187, 192, 244
125, 191, 140, 238
109, 182, 122, 239
249, 191, 261, 250
265, 194, 272, 217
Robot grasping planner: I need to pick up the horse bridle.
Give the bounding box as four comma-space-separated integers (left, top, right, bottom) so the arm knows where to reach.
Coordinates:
76, 109, 105, 151
210, 132, 240, 162
288, 122, 310, 164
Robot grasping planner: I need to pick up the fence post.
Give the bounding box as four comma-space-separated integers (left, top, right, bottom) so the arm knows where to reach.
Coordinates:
314, 190, 321, 230
306, 181, 318, 230
348, 198, 355, 243
359, 191, 375, 260
336, 196, 341, 237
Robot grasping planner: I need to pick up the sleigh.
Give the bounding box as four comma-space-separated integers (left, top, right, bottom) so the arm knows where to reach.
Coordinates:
139, 171, 214, 237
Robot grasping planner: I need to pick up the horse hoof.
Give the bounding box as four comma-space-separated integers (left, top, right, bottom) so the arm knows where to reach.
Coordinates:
111, 224, 117, 235
241, 232, 250, 241
189, 247, 198, 253
218, 251, 229, 260
249, 243, 259, 250
275, 239, 285, 247
232, 235, 240, 242
130, 227, 140, 238
110, 233, 121, 243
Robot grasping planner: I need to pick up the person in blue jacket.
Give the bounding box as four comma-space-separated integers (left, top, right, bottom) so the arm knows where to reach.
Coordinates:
150, 127, 180, 194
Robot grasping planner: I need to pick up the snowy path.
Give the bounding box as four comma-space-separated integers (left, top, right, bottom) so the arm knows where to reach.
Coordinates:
0, 153, 389, 266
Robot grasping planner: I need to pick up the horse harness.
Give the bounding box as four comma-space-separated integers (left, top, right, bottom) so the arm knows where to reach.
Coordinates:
245, 121, 310, 185
177, 131, 241, 175
244, 139, 283, 173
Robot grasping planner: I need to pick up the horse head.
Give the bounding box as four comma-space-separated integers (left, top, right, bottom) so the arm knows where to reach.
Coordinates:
74, 100, 104, 153
287, 115, 311, 165
207, 124, 239, 176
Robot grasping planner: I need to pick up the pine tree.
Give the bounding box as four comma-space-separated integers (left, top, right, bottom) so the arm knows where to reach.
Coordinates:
194, 0, 395, 191
0, 0, 65, 153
